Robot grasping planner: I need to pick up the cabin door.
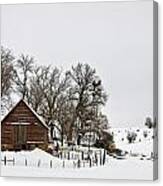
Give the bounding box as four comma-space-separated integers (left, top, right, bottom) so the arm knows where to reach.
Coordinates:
14, 125, 27, 150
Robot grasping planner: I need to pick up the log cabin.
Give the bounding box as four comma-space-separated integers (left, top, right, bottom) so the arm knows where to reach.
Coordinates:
1, 99, 49, 151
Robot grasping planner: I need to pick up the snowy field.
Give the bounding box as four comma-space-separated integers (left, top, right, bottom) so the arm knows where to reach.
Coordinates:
0, 128, 157, 180
110, 127, 157, 158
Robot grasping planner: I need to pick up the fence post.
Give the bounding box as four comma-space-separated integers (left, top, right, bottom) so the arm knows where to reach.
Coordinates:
38, 159, 41, 167
89, 158, 92, 168
95, 152, 98, 166
103, 150, 106, 165
62, 160, 65, 168
50, 160, 52, 168
81, 151, 84, 160
68, 151, 70, 160
25, 159, 27, 166
13, 158, 15, 166
4, 156, 7, 166
100, 150, 102, 165
73, 161, 75, 169
77, 159, 80, 168
83, 161, 85, 167
60, 151, 63, 160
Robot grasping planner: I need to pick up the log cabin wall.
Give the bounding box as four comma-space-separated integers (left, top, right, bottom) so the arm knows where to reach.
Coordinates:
1, 100, 49, 151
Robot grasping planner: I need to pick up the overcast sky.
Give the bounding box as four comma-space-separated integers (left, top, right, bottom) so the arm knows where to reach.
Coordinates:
1, 1, 153, 127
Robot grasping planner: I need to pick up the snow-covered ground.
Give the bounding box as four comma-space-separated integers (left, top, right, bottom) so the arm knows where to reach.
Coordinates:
1, 158, 154, 180
0, 127, 157, 180
110, 127, 157, 158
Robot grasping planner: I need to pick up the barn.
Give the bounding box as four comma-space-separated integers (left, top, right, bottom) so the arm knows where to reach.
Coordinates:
1, 99, 49, 151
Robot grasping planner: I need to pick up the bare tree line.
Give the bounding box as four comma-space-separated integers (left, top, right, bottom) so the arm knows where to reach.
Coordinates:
1, 46, 113, 147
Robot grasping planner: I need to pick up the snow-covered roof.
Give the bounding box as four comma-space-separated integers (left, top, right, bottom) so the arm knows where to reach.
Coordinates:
1, 101, 21, 122
1, 99, 49, 129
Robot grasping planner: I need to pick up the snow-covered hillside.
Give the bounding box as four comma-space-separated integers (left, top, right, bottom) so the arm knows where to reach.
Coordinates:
110, 127, 157, 158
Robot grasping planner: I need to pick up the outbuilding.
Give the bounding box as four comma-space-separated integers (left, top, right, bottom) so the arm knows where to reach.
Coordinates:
1, 99, 49, 151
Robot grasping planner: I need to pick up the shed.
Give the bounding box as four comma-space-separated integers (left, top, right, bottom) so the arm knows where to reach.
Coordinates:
1, 99, 49, 151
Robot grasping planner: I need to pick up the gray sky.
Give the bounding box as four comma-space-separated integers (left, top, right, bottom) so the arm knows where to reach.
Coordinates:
1, 1, 153, 127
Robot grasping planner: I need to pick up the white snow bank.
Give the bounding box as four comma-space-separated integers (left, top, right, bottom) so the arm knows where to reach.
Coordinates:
1, 158, 155, 180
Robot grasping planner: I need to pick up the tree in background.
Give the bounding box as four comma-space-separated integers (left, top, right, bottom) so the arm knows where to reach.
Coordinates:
56, 91, 76, 145
127, 131, 137, 143
1, 47, 15, 111
27, 66, 45, 112
145, 117, 153, 129
30, 66, 71, 123
14, 54, 34, 100
66, 63, 108, 144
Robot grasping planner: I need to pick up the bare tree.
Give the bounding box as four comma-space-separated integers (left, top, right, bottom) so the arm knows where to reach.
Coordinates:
145, 117, 153, 129
1, 46, 15, 110
66, 63, 108, 144
27, 65, 71, 145
27, 66, 46, 112
15, 54, 34, 100
31, 66, 71, 123
56, 92, 76, 145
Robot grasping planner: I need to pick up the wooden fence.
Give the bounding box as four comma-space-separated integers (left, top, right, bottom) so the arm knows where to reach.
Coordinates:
1, 149, 108, 169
